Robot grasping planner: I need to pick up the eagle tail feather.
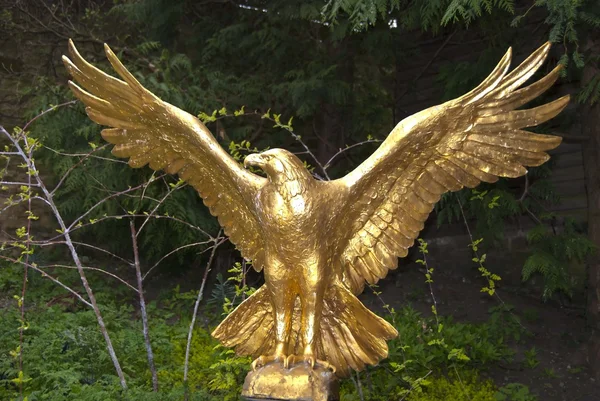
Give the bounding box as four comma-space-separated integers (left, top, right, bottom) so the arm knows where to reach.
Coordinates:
211, 281, 397, 378
211, 285, 275, 356
319, 280, 398, 377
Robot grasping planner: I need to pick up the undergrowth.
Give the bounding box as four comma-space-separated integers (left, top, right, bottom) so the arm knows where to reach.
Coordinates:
0, 262, 535, 401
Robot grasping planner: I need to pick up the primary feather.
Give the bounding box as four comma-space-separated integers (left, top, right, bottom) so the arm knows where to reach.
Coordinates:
334, 42, 568, 294
63, 39, 267, 271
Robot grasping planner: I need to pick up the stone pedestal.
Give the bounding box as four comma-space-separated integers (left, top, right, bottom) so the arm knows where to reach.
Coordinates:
241, 362, 339, 401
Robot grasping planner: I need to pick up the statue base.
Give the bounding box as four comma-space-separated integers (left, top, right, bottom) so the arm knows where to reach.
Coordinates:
241, 362, 339, 401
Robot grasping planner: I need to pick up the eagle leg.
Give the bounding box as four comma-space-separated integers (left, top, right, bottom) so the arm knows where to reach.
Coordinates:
250, 270, 296, 370
298, 267, 326, 364
249, 323, 291, 370
251, 353, 286, 370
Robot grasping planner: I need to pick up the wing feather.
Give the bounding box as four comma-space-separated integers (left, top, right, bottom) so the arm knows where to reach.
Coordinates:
467, 130, 561, 152
64, 40, 267, 270
333, 42, 568, 294
486, 42, 550, 99
483, 64, 562, 113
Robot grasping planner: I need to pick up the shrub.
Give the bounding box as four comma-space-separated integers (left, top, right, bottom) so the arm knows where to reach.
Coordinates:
407, 373, 497, 401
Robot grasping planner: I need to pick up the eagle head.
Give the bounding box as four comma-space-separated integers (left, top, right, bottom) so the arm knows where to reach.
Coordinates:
243, 149, 307, 179
244, 149, 312, 198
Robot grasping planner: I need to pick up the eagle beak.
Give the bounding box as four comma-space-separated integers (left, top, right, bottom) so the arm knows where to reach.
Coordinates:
244, 153, 264, 169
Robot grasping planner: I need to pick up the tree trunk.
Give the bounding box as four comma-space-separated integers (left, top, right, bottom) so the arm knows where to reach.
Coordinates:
581, 36, 600, 379
315, 102, 344, 167
314, 36, 354, 171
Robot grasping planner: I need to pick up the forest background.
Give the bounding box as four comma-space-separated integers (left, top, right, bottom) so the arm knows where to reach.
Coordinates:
0, 0, 600, 400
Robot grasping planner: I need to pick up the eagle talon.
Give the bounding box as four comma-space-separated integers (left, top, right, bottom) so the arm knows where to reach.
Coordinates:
300, 355, 336, 373
251, 355, 266, 370
311, 358, 336, 374
251, 353, 288, 370
251, 355, 272, 370
284, 354, 296, 369
316, 359, 336, 374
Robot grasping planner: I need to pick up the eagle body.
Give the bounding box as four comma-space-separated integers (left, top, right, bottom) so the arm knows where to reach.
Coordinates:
256, 172, 317, 254
249, 151, 371, 370
64, 40, 569, 377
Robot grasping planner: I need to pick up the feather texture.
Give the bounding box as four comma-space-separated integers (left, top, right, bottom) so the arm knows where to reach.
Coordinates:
63, 40, 267, 271
335, 42, 568, 294
212, 281, 397, 378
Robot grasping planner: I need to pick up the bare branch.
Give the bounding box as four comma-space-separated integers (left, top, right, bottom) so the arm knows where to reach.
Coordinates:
350, 371, 365, 401
33, 240, 133, 266
0, 196, 51, 216
39, 264, 138, 292
21, 100, 77, 132
0, 124, 128, 389
0, 255, 93, 308
67, 177, 167, 231
136, 182, 188, 237
18, 140, 35, 398
289, 130, 330, 180
37, 212, 212, 246
43, 145, 122, 162
142, 240, 217, 281
71, 214, 213, 238
518, 173, 529, 202
130, 221, 158, 391
184, 233, 225, 392
395, 31, 456, 107
323, 139, 383, 171
48, 144, 125, 196
0, 181, 40, 186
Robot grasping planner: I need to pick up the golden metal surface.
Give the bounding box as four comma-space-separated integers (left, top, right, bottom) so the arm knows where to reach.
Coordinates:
242, 362, 338, 401
64, 40, 568, 382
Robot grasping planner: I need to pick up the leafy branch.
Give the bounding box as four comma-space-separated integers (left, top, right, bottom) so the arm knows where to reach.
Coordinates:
1, 104, 230, 394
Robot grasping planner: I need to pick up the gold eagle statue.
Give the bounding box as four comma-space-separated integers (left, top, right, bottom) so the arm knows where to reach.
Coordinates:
63, 40, 568, 377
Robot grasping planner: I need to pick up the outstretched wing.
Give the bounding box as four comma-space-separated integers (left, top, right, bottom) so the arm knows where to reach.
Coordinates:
63, 40, 267, 270
333, 42, 569, 294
